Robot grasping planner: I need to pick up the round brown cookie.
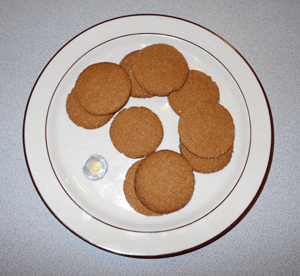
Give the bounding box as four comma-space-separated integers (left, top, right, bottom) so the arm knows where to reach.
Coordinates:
168, 70, 220, 115
135, 150, 195, 214
178, 102, 235, 158
123, 161, 162, 216
132, 43, 189, 96
66, 90, 114, 129
74, 62, 131, 116
180, 142, 234, 173
120, 50, 153, 98
109, 106, 163, 159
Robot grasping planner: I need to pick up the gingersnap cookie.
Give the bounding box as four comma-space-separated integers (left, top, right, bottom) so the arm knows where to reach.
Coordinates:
66, 89, 114, 129
178, 102, 235, 158
135, 150, 195, 214
120, 50, 153, 98
109, 106, 163, 159
180, 142, 234, 173
168, 70, 220, 115
123, 161, 161, 216
74, 62, 131, 116
132, 43, 189, 96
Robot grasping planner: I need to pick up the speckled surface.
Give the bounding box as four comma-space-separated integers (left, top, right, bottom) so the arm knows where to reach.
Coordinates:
1, 0, 299, 275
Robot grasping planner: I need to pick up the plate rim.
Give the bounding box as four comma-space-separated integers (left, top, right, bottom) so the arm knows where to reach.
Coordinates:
23, 14, 274, 258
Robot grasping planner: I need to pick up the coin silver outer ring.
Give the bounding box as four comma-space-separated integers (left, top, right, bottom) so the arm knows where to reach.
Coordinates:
82, 155, 108, 180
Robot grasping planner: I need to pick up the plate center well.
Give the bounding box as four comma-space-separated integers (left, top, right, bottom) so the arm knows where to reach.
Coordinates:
46, 34, 251, 232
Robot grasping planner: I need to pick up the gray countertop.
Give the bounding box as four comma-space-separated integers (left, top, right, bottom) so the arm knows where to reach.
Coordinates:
1, 0, 299, 275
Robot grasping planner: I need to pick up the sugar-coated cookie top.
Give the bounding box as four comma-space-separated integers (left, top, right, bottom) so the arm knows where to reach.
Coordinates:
109, 106, 163, 159
135, 150, 195, 214
75, 62, 131, 116
132, 44, 189, 96
168, 70, 220, 115
178, 102, 235, 158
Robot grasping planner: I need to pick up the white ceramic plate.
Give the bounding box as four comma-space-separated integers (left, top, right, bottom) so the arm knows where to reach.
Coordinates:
24, 15, 273, 257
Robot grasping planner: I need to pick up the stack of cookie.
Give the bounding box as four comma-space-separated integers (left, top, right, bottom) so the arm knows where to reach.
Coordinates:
124, 150, 195, 215
178, 102, 235, 173
66, 62, 131, 129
